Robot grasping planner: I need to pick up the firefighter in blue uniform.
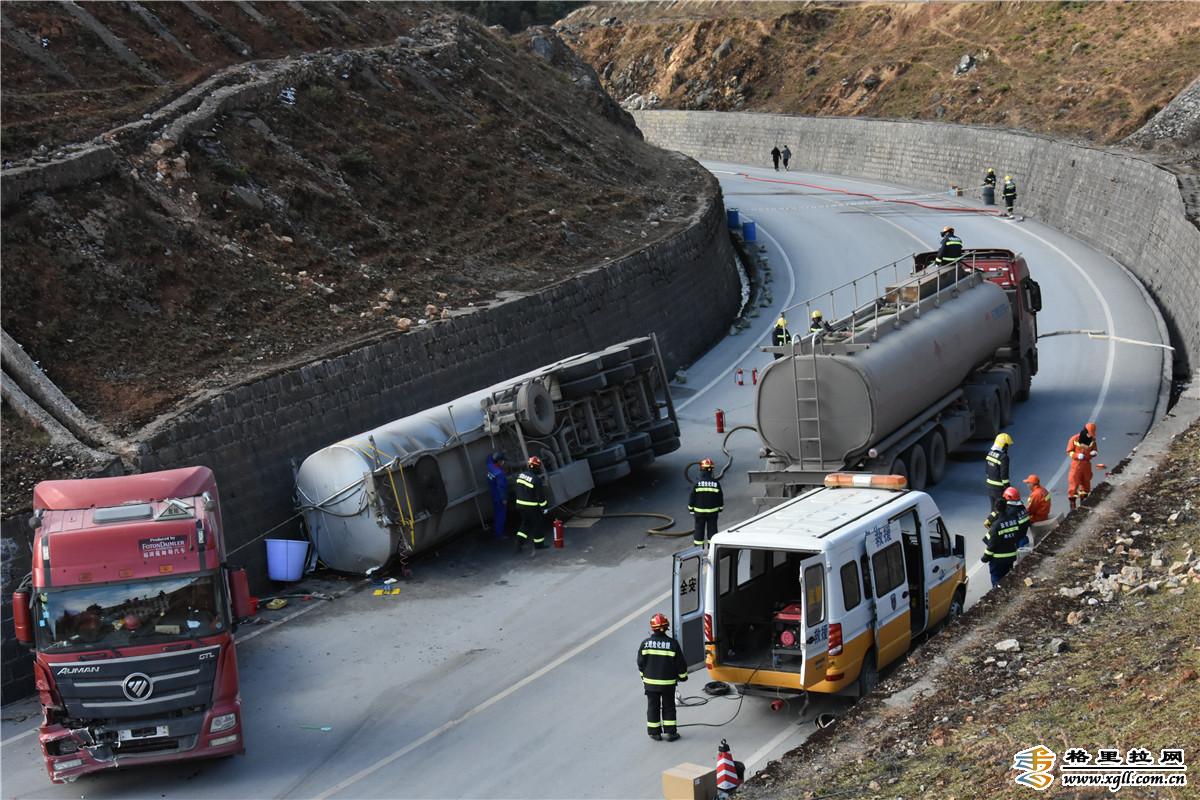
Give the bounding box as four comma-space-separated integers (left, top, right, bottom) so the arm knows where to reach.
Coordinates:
936, 226, 964, 265
485, 451, 508, 540
514, 456, 549, 551
981, 486, 1027, 586
688, 458, 724, 547
637, 613, 688, 741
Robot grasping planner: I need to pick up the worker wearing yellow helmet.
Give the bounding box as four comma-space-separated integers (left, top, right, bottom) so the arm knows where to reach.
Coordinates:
983, 167, 997, 187
771, 315, 791, 359
1002, 174, 1017, 217
809, 309, 831, 333
985, 432, 1014, 506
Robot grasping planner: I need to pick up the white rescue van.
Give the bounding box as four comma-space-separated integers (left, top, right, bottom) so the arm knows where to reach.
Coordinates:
671, 474, 967, 697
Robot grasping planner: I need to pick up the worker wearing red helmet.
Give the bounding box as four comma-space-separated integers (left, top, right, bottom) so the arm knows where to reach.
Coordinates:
981, 486, 1027, 586
1065, 422, 1098, 510
1022, 474, 1051, 523
688, 458, 724, 547
637, 613, 688, 741
514, 456, 549, 552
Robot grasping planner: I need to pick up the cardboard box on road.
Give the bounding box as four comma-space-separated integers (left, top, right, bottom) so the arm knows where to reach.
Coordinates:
662, 762, 717, 800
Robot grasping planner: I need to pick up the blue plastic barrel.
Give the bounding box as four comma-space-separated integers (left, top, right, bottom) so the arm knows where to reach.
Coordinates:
742, 220, 757, 242
266, 539, 309, 582
727, 208, 740, 228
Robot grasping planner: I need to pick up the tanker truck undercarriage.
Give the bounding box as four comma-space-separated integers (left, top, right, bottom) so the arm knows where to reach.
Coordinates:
753, 252, 1040, 503
295, 336, 680, 574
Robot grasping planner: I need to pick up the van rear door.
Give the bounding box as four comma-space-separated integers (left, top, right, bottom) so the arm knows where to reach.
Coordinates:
798, 555, 830, 688
671, 546, 707, 670
864, 521, 912, 668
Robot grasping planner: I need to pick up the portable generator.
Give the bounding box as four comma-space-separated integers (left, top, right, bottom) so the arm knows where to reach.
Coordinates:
773, 603, 804, 649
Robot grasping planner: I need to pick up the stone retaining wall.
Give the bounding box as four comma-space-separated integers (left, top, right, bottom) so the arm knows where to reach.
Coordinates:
632, 110, 1200, 377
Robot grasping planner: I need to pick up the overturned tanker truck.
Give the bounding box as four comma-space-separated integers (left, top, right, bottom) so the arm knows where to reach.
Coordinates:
753, 250, 1041, 504
295, 336, 679, 574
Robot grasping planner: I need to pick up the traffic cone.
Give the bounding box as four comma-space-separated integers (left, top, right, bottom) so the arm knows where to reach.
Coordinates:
716, 739, 741, 794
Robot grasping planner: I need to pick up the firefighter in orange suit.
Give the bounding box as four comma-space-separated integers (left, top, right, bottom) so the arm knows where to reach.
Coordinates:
1065, 422, 1098, 510
1022, 474, 1051, 523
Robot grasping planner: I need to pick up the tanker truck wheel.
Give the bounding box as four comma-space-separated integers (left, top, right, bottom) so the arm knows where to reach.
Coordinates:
1016, 356, 1033, 402
905, 444, 928, 491
922, 430, 947, 485
997, 382, 1014, 427
970, 389, 1001, 441
517, 381, 556, 436
887, 456, 908, 484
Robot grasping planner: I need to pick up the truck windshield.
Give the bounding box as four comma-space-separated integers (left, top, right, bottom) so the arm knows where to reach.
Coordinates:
35, 574, 224, 652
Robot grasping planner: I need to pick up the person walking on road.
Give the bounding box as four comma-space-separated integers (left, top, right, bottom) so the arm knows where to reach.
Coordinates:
771, 315, 791, 358
981, 488, 1025, 586
985, 432, 1013, 507
485, 451, 509, 540
689, 458, 724, 547
514, 456, 549, 551
770, 145, 781, 171
781, 145, 792, 171
637, 613, 688, 741
1022, 473, 1051, 523
1002, 175, 1017, 217
1065, 422, 1098, 510
936, 226, 964, 266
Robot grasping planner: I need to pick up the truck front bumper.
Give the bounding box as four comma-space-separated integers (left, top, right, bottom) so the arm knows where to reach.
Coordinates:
42, 701, 243, 783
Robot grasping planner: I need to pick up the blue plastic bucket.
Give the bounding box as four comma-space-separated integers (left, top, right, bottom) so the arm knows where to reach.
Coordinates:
266, 539, 308, 582
726, 208, 740, 228
742, 220, 757, 242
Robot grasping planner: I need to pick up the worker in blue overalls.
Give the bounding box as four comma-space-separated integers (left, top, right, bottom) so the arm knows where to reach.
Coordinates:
485, 450, 509, 540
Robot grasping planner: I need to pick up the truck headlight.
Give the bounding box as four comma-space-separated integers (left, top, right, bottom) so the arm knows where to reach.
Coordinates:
209, 713, 237, 733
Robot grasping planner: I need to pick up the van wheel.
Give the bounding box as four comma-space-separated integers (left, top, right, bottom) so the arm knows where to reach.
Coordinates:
856, 651, 879, 698
948, 588, 965, 622
905, 443, 928, 491
923, 430, 947, 485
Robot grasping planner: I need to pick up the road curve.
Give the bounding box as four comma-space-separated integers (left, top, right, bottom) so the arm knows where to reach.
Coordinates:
0, 163, 1166, 799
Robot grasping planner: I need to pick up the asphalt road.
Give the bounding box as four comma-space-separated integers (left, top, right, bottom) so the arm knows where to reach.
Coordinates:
0, 163, 1167, 799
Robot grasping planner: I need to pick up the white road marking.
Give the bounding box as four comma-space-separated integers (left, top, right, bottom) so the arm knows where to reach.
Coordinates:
676, 218, 797, 411
745, 723, 805, 771
1, 726, 35, 747
312, 590, 671, 799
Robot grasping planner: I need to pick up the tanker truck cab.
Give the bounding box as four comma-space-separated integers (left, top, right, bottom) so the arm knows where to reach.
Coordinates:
672, 474, 966, 699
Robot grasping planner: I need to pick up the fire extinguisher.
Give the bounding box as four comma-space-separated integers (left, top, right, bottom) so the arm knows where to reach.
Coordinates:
751, 367, 759, 385
715, 408, 726, 433
734, 368, 744, 386
553, 518, 565, 549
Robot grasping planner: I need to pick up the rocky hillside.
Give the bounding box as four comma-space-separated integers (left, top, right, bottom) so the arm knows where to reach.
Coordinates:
560, 1, 1200, 144
0, 11, 707, 442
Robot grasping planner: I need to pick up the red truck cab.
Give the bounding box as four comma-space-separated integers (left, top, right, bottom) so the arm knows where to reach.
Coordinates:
11, 467, 252, 783
916, 248, 1042, 399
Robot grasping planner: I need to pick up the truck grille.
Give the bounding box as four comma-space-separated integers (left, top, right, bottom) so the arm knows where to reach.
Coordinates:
51, 645, 219, 720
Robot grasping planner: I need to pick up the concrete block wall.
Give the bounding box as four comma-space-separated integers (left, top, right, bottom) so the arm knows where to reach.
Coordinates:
632, 110, 1200, 376
136, 171, 738, 584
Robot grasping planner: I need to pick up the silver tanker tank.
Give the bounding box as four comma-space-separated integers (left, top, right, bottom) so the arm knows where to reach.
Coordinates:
756, 273, 1012, 466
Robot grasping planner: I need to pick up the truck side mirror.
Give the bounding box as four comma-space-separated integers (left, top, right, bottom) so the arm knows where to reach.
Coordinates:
12, 592, 33, 645
953, 535, 966, 559
227, 567, 253, 620
1026, 280, 1043, 312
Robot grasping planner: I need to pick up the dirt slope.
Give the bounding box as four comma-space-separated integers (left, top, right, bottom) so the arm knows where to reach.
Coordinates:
560, 1, 1200, 143
0, 12, 705, 440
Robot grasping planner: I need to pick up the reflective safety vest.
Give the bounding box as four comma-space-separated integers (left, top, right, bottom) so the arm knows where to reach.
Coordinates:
985, 446, 1010, 488
773, 325, 791, 347
1066, 436, 1097, 462
984, 508, 1023, 559
937, 235, 963, 263
514, 470, 547, 508
1003, 180, 1017, 200
688, 476, 724, 516
637, 633, 687, 688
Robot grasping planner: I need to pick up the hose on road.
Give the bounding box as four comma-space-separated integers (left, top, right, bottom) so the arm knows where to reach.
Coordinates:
565, 425, 760, 537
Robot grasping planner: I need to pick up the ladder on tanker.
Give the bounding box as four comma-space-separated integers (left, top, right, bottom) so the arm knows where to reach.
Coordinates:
782, 255, 979, 471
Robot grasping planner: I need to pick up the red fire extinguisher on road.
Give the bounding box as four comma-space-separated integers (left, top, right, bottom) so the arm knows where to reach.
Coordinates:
734, 368, 744, 386
715, 408, 726, 434
553, 518, 565, 549
751, 367, 758, 385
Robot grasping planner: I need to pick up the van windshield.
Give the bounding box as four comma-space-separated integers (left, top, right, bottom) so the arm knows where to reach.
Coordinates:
35, 574, 224, 652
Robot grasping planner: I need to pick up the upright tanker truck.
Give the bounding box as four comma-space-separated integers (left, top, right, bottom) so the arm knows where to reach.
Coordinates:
753, 250, 1041, 501
11, 467, 253, 783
